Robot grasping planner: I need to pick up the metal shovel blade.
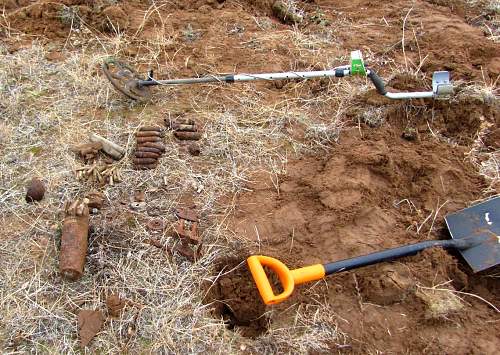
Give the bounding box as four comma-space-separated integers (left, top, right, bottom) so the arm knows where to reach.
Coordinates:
445, 196, 500, 272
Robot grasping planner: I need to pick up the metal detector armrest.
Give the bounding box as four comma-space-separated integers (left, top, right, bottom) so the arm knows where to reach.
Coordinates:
366, 69, 453, 100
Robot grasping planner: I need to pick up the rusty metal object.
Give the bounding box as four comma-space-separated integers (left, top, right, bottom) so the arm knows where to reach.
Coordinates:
60, 199, 90, 281
138, 142, 166, 152
135, 151, 160, 159
86, 191, 105, 209
174, 131, 202, 140
188, 143, 201, 156
136, 136, 161, 143
71, 142, 103, 161
135, 147, 163, 154
147, 218, 165, 231
78, 309, 104, 347
75, 163, 122, 186
175, 208, 198, 222
175, 219, 200, 244
133, 157, 157, 165
106, 294, 125, 317
89, 133, 125, 160
172, 123, 197, 132
175, 242, 203, 262
133, 126, 166, 170
136, 131, 163, 138
140, 126, 162, 132
26, 178, 45, 203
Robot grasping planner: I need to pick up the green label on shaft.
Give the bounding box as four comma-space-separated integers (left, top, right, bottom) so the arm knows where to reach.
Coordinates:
350, 50, 366, 76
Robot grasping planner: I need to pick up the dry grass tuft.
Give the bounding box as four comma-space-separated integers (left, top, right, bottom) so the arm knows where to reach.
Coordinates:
416, 285, 464, 320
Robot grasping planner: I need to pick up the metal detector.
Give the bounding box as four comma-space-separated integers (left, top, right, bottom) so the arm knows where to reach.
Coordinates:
102, 50, 454, 101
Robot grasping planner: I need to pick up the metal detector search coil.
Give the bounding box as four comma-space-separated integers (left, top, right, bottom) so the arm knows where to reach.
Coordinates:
102, 50, 454, 101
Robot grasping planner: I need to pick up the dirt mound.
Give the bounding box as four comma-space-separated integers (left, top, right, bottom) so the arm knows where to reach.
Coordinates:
228, 125, 498, 352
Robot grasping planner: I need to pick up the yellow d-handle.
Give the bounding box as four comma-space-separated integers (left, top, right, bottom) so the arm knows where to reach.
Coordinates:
247, 256, 325, 305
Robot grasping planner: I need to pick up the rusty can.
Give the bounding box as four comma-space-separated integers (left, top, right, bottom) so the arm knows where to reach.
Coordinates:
60, 212, 89, 281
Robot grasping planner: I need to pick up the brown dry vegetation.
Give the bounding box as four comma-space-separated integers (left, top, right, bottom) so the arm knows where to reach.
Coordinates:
0, 0, 499, 354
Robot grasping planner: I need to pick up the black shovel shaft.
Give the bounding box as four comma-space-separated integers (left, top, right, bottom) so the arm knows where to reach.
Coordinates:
323, 237, 478, 275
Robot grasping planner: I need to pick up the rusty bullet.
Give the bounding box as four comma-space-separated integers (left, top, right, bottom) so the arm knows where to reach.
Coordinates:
174, 131, 202, 140
137, 142, 166, 152
135, 147, 163, 154
135, 151, 160, 159
136, 131, 163, 138
136, 136, 161, 143
133, 157, 158, 165
139, 126, 162, 132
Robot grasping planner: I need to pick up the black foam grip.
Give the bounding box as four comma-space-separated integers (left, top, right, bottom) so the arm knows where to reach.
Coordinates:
367, 69, 387, 95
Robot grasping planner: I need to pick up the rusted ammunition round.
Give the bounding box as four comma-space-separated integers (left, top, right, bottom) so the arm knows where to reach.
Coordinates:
135, 147, 163, 154
172, 123, 197, 132
137, 142, 166, 152
174, 131, 202, 140
133, 157, 158, 165
139, 126, 162, 132
136, 136, 161, 143
135, 151, 160, 159
136, 131, 163, 138
60, 213, 89, 281
133, 164, 158, 170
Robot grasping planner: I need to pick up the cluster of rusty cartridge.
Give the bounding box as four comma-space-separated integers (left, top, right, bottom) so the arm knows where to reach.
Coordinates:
133, 126, 166, 170
168, 117, 202, 141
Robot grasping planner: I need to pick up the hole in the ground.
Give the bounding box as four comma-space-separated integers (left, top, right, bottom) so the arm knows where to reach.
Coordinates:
203, 256, 269, 338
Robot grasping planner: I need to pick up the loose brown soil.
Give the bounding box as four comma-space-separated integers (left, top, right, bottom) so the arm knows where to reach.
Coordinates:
2, 0, 499, 353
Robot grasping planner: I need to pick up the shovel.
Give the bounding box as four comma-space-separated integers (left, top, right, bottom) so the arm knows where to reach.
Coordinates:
247, 196, 500, 305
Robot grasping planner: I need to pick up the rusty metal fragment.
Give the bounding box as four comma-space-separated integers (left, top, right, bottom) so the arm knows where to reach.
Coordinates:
59, 199, 89, 281
175, 208, 198, 222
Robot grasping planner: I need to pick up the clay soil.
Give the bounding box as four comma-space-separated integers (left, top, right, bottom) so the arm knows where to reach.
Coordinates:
1, 0, 499, 354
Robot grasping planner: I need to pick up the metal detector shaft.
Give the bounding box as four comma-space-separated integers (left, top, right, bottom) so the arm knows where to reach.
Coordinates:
137, 67, 350, 87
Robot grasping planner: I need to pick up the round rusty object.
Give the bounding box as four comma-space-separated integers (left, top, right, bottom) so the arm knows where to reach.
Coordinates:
135, 146, 163, 154
147, 218, 165, 231
26, 178, 45, 202
140, 126, 162, 132
136, 131, 163, 138
137, 142, 166, 152
174, 131, 202, 140
133, 157, 158, 165
136, 136, 161, 143
102, 60, 151, 101
135, 151, 160, 159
